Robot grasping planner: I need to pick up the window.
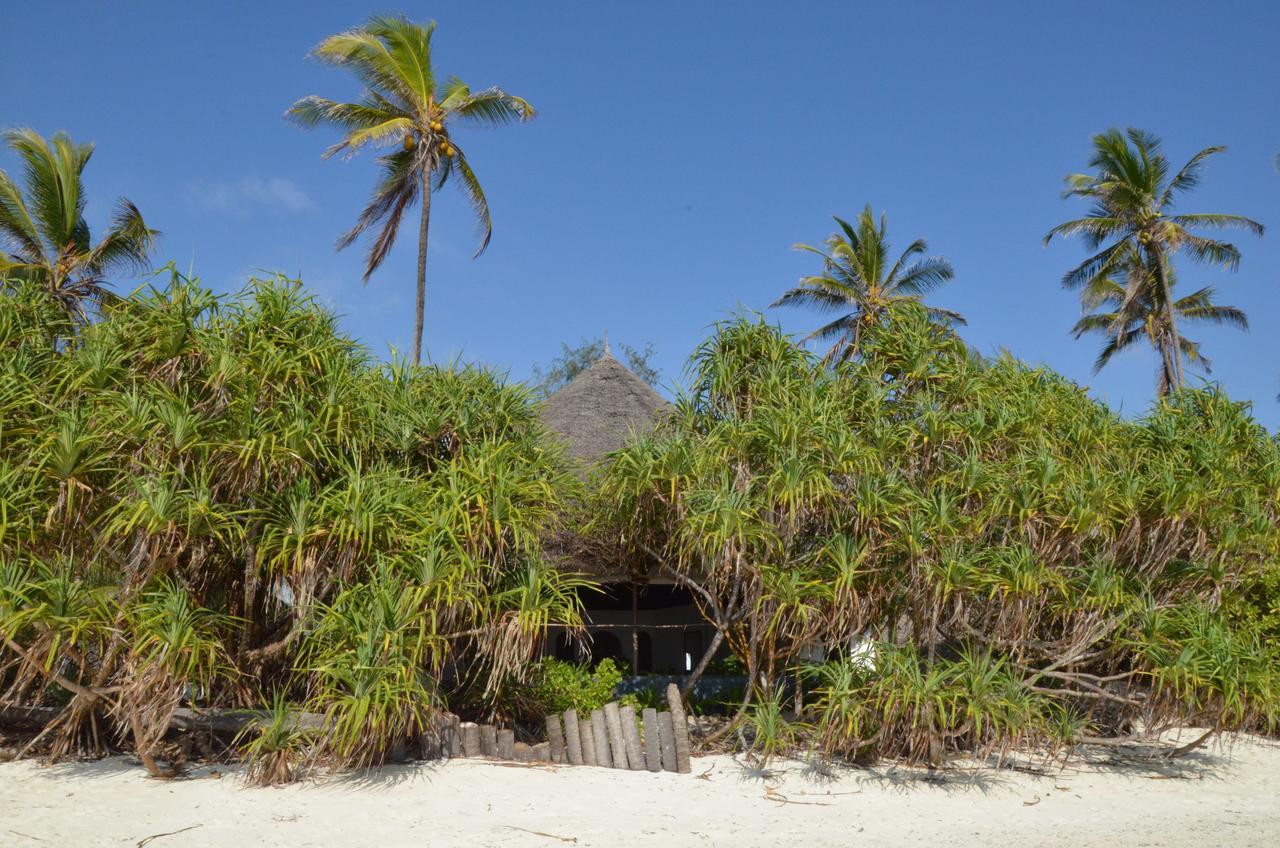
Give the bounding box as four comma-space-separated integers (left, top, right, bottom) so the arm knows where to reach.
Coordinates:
683, 630, 703, 673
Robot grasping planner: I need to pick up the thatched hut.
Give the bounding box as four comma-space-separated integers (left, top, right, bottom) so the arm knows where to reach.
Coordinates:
540, 346, 723, 677
540, 343, 668, 466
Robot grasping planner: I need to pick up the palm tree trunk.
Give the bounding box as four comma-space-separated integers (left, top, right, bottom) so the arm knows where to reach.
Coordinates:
413, 168, 432, 367
1152, 246, 1183, 392
1158, 341, 1176, 396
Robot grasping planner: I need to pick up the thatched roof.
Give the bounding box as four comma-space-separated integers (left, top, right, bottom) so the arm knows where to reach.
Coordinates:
540, 348, 668, 464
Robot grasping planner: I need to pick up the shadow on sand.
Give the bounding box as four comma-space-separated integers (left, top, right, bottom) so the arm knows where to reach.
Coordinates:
715, 732, 1280, 797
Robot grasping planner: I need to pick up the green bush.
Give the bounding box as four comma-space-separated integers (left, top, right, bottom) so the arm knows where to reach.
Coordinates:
525, 657, 624, 715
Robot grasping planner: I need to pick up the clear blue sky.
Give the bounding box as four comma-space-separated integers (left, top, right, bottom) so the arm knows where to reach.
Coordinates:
5, 1, 1279, 426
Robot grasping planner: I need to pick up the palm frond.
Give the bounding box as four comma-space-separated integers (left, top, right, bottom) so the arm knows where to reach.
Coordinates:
890, 257, 954, 296
1160, 146, 1225, 206
0, 168, 46, 261
1168, 213, 1264, 237
337, 149, 420, 280
311, 24, 426, 110
1059, 240, 1127, 290
770, 284, 850, 314
5, 127, 93, 250
453, 150, 492, 257
324, 117, 415, 160
83, 199, 158, 277
443, 85, 536, 126
286, 96, 404, 133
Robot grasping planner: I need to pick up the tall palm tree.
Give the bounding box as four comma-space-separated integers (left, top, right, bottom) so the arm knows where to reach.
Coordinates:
1072, 246, 1247, 393
0, 128, 157, 322
288, 15, 535, 366
771, 205, 963, 364
1046, 128, 1262, 393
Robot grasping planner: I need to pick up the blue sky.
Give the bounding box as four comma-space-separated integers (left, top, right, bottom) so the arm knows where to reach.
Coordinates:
5, 1, 1279, 426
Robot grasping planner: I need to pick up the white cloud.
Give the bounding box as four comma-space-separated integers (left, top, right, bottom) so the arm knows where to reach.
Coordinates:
186, 177, 316, 215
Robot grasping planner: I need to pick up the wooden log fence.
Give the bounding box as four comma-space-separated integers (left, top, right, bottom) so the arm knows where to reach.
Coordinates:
619, 705, 644, 771
562, 709, 583, 765
590, 709, 612, 768
0, 700, 695, 775
358, 697, 696, 774
641, 708, 662, 772
481, 725, 499, 758
666, 683, 693, 773
658, 710, 678, 771
602, 702, 628, 769
577, 710, 598, 767
497, 729, 516, 760
424, 700, 690, 774
546, 714, 566, 764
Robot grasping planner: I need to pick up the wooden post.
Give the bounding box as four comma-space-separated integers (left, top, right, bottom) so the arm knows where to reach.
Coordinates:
446, 714, 462, 757
426, 712, 455, 759
563, 709, 585, 766
578, 712, 598, 767
461, 721, 481, 758
641, 708, 662, 772
657, 711, 677, 772
419, 714, 442, 760
514, 741, 532, 762
665, 683, 692, 773
497, 728, 516, 760
602, 702, 628, 769
630, 583, 639, 675
532, 742, 551, 762
619, 704, 644, 771
590, 709, 612, 768
546, 714, 566, 764
480, 724, 498, 758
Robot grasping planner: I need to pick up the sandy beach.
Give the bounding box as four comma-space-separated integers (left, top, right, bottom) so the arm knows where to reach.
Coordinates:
2, 733, 1278, 848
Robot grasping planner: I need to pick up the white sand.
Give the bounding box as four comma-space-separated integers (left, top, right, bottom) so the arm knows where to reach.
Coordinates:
2, 734, 1278, 847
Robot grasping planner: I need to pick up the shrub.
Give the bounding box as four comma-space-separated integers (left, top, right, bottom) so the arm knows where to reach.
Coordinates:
236, 693, 316, 787
524, 657, 623, 716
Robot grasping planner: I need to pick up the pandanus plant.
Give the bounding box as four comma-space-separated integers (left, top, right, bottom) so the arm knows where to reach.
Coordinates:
595, 304, 1280, 765
0, 268, 585, 775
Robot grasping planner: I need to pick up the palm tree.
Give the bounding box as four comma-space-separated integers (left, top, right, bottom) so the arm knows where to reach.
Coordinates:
1046, 128, 1262, 393
288, 15, 535, 366
771, 205, 963, 364
1072, 246, 1247, 393
0, 128, 157, 322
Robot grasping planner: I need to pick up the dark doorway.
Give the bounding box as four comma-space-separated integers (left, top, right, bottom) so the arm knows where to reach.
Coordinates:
552, 631, 576, 662
635, 631, 653, 673
589, 630, 625, 667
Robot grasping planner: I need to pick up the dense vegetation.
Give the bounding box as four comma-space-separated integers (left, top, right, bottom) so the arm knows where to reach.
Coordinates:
2, 271, 1278, 775
2, 14, 1278, 777
0, 271, 585, 775
596, 305, 1280, 764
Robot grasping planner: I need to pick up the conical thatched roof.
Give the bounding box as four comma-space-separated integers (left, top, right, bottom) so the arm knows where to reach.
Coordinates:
541, 349, 668, 464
